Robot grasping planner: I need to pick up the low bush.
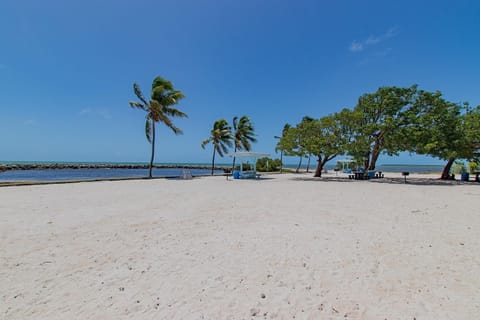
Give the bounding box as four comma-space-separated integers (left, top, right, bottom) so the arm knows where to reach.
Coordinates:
256, 157, 282, 172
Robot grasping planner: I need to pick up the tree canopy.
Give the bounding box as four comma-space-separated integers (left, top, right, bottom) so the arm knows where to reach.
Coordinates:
277, 85, 480, 179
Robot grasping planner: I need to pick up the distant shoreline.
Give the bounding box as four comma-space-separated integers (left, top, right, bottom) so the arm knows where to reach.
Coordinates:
0, 163, 230, 172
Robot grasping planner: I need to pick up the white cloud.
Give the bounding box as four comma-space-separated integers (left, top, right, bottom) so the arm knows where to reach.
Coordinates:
349, 41, 364, 52
349, 27, 399, 53
78, 108, 112, 120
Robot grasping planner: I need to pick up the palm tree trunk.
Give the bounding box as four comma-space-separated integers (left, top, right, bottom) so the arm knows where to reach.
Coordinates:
306, 155, 311, 173
211, 148, 216, 175
231, 146, 237, 177
149, 120, 155, 178
280, 150, 283, 173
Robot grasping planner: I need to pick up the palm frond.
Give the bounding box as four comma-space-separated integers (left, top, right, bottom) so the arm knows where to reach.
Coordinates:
152, 76, 174, 92
219, 142, 230, 156
232, 116, 238, 131
158, 113, 183, 135
133, 83, 149, 106
129, 101, 146, 110
201, 137, 212, 149
163, 106, 188, 118
232, 115, 256, 151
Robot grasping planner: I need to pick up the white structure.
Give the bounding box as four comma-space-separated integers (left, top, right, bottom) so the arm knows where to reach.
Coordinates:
336, 159, 356, 172
228, 152, 270, 179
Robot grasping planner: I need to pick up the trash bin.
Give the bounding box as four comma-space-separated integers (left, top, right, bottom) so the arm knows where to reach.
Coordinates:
461, 172, 469, 181
233, 170, 240, 179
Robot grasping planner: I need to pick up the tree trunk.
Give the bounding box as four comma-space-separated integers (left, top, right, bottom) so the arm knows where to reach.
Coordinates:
211, 148, 216, 175
296, 156, 303, 173
148, 120, 156, 178
231, 146, 237, 176
314, 156, 323, 177
363, 151, 370, 171
369, 147, 380, 170
314, 156, 330, 178
441, 157, 455, 180
280, 151, 283, 173
306, 156, 311, 173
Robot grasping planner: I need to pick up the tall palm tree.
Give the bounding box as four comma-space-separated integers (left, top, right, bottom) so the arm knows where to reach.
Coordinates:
231, 116, 257, 173
201, 119, 233, 175
275, 123, 291, 173
129, 76, 187, 178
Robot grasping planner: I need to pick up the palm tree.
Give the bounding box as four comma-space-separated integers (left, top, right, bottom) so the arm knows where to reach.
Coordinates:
231, 116, 257, 174
129, 76, 187, 178
201, 119, 233, 175
275, 123, 291, 173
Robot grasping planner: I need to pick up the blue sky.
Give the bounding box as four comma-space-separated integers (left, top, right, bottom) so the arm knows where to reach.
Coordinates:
1, 0, 479, 165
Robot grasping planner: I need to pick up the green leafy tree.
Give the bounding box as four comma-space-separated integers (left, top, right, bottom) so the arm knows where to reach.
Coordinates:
301, 109, 355, 177
408, 91, 463, 179
231, 116, 257, 173
129, 76, 187, 178
278, 117, 315, 173
277, 125, 304, 172
463, 105, 480, 165
201, 119, 233, 175
409, 94, 480, 179
349, 85, 418, 170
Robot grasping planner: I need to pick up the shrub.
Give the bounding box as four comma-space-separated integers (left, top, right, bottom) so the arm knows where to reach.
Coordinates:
469, 161, 479, 173
256, 157, 282, 172
452, 160, 466, 174
234, 163, 252, 171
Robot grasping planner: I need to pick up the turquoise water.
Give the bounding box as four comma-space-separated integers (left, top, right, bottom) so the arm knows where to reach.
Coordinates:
0, 167, 222, 182
286, 163, 444, 173
0, 161, 444, 182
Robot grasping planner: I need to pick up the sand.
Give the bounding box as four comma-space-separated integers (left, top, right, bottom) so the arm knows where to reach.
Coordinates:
1, 173, 479, 319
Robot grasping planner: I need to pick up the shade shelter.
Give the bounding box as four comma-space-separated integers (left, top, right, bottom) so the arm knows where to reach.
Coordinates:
336, 159, 356, 173
228, 152, 270, 179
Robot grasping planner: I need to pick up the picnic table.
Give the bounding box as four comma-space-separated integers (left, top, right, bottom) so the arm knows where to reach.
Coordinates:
348, 172, 365, 180
473, 171, 480, 182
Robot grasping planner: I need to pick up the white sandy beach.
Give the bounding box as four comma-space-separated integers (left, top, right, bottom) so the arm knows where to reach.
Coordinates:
1, 173, 479, 319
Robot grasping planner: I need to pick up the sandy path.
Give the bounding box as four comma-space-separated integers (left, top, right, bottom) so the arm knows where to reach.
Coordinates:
1, 174, 479, 319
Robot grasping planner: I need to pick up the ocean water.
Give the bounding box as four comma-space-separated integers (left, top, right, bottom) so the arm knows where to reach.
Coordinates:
0, 168, 222, 182
0, 161, 445, 182
286, 164, 444, 173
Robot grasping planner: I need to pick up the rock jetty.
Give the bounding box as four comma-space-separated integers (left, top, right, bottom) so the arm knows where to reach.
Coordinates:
0, 163, 229, 172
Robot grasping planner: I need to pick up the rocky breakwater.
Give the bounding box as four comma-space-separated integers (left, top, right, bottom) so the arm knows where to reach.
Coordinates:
0, 163, 228, 172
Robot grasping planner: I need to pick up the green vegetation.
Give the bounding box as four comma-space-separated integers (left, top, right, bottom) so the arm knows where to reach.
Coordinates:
348, 86, 418, 170
256, 157, 282, 172
274, 124, 291, 173
201, 119, 233, 175
278, 86, 480, 179
201, 116, 257, 175
231, 116, 257, 172
469, 161, 479, 174
452, 160, 466, 175
129, 76, 187, 178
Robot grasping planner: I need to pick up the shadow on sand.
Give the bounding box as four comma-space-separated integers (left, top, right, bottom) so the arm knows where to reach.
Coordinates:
290, 175, 479, 187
